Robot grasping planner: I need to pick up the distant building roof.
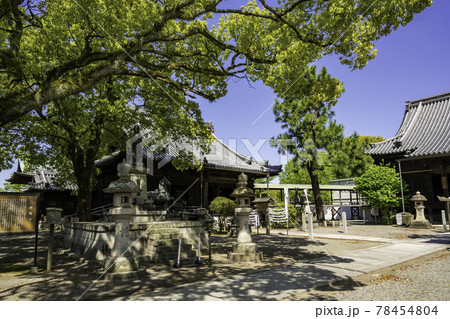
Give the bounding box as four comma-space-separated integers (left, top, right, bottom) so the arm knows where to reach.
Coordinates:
368, 92, 450, 159
7, 165, 76, 192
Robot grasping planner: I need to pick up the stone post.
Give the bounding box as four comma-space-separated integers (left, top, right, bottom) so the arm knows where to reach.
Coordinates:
307, 207, 313, 239
342, 210, 347, 234
46, 207, 62, 273
442, 210, 448, 231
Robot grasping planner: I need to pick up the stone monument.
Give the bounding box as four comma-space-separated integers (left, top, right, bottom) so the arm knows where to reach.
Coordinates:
410, 191, 432, 229
103, 160, 145, 279
228, 173, 263, 262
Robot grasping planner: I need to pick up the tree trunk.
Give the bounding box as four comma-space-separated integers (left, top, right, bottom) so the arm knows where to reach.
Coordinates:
76, 174, 94, 222
307, 164, 325, 224
72, 145, 99, 222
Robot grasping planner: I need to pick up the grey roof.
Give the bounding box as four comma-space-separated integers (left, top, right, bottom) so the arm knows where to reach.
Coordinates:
24, 169, 77, 192
368, 92, 450, 158
97, 134, 281, 175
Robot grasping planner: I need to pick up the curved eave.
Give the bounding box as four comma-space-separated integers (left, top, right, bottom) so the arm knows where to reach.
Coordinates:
6, 172, 34, 185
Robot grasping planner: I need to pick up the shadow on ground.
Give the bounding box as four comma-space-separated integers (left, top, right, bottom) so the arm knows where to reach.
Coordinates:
0, 232, 376, 301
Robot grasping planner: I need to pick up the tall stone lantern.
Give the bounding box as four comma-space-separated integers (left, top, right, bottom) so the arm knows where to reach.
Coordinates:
227, 172, 263, 262
103, 160, 144, 278
410, 191, 432, 229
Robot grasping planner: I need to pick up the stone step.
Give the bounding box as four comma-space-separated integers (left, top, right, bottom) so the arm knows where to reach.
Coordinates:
156, 243, 193, 253
159, 250, 197, 261
148, 233, 182, 241
153, 238, 189, 246
165, 257, 199, 267
147, 228, 181, 234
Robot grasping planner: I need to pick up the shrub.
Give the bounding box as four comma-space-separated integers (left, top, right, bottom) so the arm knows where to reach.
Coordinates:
209, 196, 235, 232
354, 164, 407, 225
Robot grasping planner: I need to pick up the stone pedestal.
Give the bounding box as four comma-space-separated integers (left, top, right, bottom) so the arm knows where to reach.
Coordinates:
103, 211, 145, 279
410, 207, 432, 229
410, 192, 432, 229
228, 212, 259, 261
102, 160, 146, 279
228, 242, 263, 262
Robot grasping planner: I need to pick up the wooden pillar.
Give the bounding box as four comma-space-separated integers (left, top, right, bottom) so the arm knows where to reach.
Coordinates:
204, 171, 209, 208
200, 169, 204, 208
442, 175, 449, 197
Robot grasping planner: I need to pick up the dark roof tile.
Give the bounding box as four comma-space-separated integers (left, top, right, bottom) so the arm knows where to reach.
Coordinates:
368, 92, 450, 158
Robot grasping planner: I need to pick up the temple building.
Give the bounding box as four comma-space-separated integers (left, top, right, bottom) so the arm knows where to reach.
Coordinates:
93, 130, 281, 212
6, 161, 77, 217
368, 92, 450, 222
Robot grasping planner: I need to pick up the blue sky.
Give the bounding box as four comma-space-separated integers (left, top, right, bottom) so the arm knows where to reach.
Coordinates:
198, 0, 450, 166
1, 0, 449, 185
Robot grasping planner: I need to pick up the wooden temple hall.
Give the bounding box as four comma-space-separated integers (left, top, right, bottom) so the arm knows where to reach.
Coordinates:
93, 133, 282, 212
368, 92, 450, 222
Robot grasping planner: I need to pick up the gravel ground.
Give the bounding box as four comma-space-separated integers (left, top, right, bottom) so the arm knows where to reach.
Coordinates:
283, 250, 450, 301
1, 223, 447, 301
282, 220, 449, 240
0, 231, 380, 301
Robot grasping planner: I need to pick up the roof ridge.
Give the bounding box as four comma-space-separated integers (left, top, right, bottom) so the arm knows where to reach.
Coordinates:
407, 91, 450, 106
211, 133, 267, 166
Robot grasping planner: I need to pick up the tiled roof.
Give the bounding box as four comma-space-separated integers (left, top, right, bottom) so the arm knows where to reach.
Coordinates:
24, 169, 77, 192
97, 134, 281, 175
142, 134, 281, 175
368, 92, 450, 158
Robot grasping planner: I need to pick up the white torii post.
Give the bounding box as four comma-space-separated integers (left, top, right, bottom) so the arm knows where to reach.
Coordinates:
284, 187, 289, 235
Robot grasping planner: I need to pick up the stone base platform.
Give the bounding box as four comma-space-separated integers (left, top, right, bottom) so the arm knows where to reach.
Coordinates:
100, 267, 147, 280
410, 220, 433, 229
227, 252, 263, 262
104, 256, 141, 272
64, 220, 207, 262
227, 242, 263, 262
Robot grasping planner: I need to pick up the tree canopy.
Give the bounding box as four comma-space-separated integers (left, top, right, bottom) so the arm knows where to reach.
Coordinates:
354, 163, 406, 224
327, 132, 375, 179
271, 65, 344, 223
0, 0, 432, 126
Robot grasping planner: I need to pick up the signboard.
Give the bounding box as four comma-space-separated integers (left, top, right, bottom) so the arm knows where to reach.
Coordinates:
0, 193, 38, 234
396, 213, 403, 226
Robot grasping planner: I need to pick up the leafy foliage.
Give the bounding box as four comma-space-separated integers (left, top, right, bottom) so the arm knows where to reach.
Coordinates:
279, 155, 336, 185
0, 0, 432, 126
1, 78, 212, 220
209, 196, 235, 215
327, 133, 375, 179
209, 196, 235, 232
354, 164, 406, 224
271, 66, 344, 223
0, 182, 24, 192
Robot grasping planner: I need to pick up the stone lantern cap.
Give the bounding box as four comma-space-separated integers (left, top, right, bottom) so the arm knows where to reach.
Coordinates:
104, 160, 141, 194
252, 197, 274, 204
411, 191, 427, 202
230, 172, 255, 198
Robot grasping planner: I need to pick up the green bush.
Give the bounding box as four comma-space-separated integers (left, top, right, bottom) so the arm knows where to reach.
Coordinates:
354, 164, 407, 225
209, 196, 235, 232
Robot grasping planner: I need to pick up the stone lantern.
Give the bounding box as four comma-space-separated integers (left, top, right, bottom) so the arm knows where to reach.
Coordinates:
253, 196, 274, 235
228, 172, 263, 262
103, 160, 145, 278
410, 191, 432, 229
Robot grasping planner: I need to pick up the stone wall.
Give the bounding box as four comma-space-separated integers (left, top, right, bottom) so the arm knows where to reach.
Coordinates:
63, 220, 208, 261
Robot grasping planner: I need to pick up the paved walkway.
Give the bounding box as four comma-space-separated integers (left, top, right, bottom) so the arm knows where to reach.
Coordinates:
117, 232, 450, 301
